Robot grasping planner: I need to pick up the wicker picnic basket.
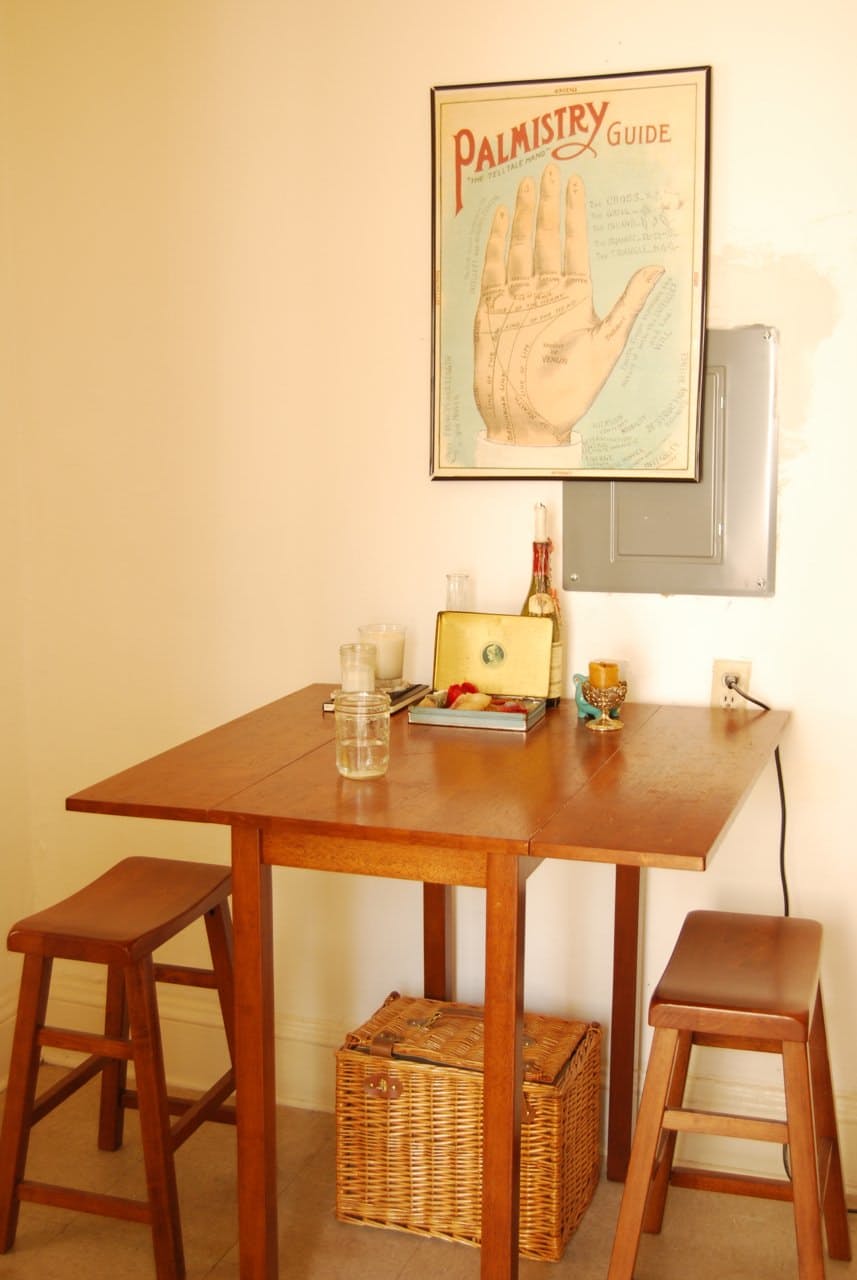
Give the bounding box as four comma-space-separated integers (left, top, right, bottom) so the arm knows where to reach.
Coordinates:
335, 992, 601, 1262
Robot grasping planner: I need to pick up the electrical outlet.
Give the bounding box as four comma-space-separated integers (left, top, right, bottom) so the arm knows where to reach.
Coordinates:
711, 659, 752, 708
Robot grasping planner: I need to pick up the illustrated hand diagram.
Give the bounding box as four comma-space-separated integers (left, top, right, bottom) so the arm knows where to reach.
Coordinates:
473, 164, 664, 447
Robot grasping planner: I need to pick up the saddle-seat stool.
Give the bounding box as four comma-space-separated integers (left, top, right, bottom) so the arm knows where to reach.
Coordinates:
607, 910, 851, 1280
0, 856, 235, 1280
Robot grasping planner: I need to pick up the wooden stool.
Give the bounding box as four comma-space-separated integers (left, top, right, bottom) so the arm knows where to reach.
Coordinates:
608, 910, 851, 1280
0, 856, 236, 1280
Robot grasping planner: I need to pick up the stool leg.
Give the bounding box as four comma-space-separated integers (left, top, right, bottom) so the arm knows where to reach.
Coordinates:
607, 1027, 679, 1280
0, 954, 53, 1250
782, 1040, 826, 1280
808, 991, 851, 1261
642, 1028, 692, 1234
98, 962, 129, 1151
204, 901, 236, 1063
124, 957, 185, 1280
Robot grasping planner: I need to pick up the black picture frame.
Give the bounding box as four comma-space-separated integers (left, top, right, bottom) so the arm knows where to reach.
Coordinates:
431, 67, 711, 479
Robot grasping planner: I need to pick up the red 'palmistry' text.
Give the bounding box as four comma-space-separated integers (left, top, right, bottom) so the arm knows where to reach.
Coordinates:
452, 100, 609, 213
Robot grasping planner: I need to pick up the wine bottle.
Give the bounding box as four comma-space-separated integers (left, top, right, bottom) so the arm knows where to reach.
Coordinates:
521, 503, 563, 705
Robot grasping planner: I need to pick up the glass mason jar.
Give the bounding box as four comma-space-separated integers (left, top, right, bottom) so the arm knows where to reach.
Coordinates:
333, 691, 391, 779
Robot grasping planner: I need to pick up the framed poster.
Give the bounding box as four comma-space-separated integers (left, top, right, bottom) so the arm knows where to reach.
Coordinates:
430, 67, 710, 479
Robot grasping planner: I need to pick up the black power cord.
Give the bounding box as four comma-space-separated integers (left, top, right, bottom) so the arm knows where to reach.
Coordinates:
724, 677, 789, 916
726, 682, 857, 1214
724, 677, 795, 1184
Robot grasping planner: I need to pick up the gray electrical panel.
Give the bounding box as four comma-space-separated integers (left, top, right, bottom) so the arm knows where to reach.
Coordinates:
562, 325, 778, 597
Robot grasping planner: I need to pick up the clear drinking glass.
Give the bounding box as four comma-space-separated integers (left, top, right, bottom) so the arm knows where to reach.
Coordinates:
339, 642, 376, 692
334, 691, 391, 779
445, 573, 473, 611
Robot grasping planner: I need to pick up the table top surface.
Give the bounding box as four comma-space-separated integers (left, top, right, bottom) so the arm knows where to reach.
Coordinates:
66, 684, 789, 874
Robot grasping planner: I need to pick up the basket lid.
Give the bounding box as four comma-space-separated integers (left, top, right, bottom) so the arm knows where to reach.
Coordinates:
342, 992, 591, 1085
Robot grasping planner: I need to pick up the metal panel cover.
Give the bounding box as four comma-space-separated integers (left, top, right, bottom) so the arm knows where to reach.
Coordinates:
562, 326, 777, 596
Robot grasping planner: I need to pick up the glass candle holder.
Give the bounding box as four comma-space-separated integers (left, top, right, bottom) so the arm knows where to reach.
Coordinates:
357, 623, 406, 692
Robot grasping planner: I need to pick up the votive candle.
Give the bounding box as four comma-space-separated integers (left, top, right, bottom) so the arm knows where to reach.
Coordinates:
589, 660, 620, 689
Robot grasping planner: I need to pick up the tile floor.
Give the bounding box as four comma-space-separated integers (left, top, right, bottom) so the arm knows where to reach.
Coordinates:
1, 1066, 855, 1279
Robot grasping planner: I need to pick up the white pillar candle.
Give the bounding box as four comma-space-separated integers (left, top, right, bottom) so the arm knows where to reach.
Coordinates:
534, 502, 547, 542
358, 624, 405, 682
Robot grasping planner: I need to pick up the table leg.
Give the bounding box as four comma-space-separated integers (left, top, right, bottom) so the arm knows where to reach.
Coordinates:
232, 826, 278, 1279
607, 864, 641, 1182
422, 883, 453, 1000
481, 854, 526, 1279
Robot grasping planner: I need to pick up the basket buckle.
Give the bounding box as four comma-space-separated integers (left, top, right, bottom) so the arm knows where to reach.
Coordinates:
363, 1072, 403, 1100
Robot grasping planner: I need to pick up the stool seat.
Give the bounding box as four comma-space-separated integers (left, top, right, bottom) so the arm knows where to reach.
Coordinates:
651, 910, 822, 1042
0, 856, 236, 1280
8, 856, 233, 964
608, 910, 851, 1280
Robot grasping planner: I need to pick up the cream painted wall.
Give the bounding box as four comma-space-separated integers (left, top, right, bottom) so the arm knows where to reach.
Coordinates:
0, 393, 28, 1057
2, 0, 856, 1191
0, 14, 31, 1058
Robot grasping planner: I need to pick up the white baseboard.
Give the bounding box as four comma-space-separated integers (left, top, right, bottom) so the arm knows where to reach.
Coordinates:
0, 970, 347, 1112
634, 1064, 857, 1199
0, 981, 17, 1091
2, 975, 855, 1201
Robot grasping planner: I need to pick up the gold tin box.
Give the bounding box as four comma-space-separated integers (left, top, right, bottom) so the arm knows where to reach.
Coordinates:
408, 611, 552, 732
